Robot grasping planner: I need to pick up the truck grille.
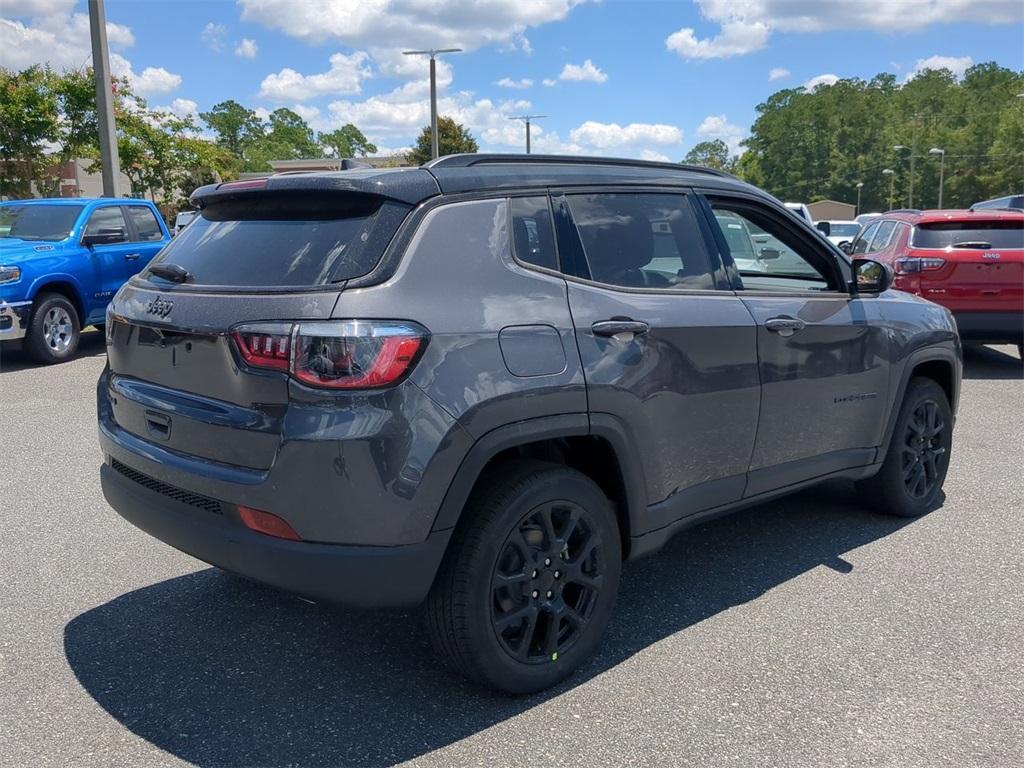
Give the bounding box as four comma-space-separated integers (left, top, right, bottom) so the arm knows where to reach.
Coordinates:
110, 458, 223, 515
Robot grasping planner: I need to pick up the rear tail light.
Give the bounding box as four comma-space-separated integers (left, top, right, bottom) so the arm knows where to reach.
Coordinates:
230, 320, 427, 390
895, 257, 945, 274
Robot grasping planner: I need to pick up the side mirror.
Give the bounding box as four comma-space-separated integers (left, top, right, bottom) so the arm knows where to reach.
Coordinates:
815, 222, 831, 236
852, 258, 891, 294
838, 240, 853, 255
82, 227, 126, 246
759, 247, 782, 260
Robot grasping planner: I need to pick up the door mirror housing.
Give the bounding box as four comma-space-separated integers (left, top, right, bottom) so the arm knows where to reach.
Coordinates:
82, 227, 126, 246
759, 247, 782, 260
838, 240, 854, 255
852, 258, 891, 294
815, 221, 831, 236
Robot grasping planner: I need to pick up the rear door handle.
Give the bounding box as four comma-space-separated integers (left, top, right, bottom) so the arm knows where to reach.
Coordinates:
124, 253, 141, 261
592, 319, 650, 337
765, 316, 806, 336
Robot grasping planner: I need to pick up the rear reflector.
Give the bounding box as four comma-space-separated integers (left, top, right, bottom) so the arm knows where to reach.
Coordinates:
238, 506, 301, 540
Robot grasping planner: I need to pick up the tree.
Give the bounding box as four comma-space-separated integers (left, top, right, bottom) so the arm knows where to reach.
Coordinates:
0, 66, 59, 198
244, 108, 321, 171
200, 99, 263, 158
319, 124, 377, 158
407, 115, 478, 165
683, 139, 734, 171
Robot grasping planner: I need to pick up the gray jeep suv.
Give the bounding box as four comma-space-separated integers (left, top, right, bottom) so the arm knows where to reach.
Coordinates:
98, 155, 961, 693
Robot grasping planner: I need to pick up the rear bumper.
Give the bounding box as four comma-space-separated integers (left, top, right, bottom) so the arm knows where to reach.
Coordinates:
952, 311, 1023, 343
0, 299, 31, 341
100, 460, 452, 608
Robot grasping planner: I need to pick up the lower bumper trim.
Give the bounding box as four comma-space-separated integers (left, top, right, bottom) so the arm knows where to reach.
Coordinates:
0, 300, 31, 341
952, 311, 1023, 343
101, 462, 451, 608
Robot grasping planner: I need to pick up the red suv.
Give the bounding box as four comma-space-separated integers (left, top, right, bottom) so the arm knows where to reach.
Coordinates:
849, 209, 1023, 354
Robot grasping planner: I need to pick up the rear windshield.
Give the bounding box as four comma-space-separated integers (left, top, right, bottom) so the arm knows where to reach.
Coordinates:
144, 194, 409, 287
913, 220, 1024, 249
0, 204, 83, 241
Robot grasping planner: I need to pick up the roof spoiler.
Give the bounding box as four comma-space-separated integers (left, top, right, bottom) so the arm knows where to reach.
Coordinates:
425, 153, 736, 179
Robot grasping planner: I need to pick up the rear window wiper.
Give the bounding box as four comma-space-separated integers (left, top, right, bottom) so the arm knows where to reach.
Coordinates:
148, 263, 192, 283
951, 240, 992, 249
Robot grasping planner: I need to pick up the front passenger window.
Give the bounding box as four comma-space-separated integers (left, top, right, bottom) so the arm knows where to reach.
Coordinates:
84, 206, 128, 243
565, 193, 715, 290
852, 221, 880, 255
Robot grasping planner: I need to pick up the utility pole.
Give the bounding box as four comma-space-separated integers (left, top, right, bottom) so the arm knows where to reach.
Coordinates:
855, 181, 864, 216
929, 148, 945, 208
894, 139, 917, 208
508, 115, 547, 154
88, 0, 121, 197
402, 48, 462, 159
882, 168, 895, 210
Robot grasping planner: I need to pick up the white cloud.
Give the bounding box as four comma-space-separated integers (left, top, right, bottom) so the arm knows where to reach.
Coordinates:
154, 98, 199, 120
569, 121, 682, 148
542, 78, 557, 87
235, 38, 259, 58
0, 7, 134, 70
496, 77, 533, 89
696, 113, 746, 155
666, 0, 1023, 59
803, 73, 839, 91
259, 51, 372, 101
559, 59, 607, 83
201, 22, 226, 52
768, 66, 790, 81
238, 0, 590, 51
110, 53, 182, 95
666, 20, 769, 59
640, 149, 672, 162
906, 55, 974, 80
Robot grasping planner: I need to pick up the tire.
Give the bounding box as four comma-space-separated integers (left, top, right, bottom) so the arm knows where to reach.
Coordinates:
426, 460, 622, 694
25, 293, 80, 364
857, 377, 953, 517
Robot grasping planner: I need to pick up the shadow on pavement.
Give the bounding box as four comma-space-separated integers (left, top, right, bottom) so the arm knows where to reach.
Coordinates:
65, 482, 916, 768
0, 328, 106, 373
960, 343, 1022, 381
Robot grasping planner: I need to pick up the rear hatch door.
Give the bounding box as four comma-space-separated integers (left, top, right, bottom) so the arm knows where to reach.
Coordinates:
911, 218, 1024, 312
106, 187, 413, 470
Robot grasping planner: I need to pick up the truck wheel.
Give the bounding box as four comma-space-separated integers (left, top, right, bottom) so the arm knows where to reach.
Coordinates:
426, 460, 621, 694
26, 293, 80, 364
857, 377, 952, 517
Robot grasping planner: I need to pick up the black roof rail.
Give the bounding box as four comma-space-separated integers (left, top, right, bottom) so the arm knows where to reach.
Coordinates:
425, 153, 736, 179
885, 208, 922, 215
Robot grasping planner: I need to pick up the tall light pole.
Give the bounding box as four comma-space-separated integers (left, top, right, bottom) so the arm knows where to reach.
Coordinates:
88, 0, 121, 197
402, 48, 462, 159
855, 181, 864, 216
929, 147, 945, 208
508, 115, 546, 154
882, 168, 895, 210
894, 144, 915, 208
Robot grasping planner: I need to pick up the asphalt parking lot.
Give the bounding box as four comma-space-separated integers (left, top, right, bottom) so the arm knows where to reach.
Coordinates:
1, 334, 1022, 768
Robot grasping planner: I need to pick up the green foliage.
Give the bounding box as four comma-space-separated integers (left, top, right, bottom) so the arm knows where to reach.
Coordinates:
319, 124, 378, 159
0, 66, 61, 198
683, 139, 735, 172
199, 99, 262, 158
739, 62, 1024, 210
407, 115, 479, 165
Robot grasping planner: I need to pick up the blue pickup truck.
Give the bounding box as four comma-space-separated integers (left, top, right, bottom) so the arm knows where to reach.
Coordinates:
0, 198, 170, 363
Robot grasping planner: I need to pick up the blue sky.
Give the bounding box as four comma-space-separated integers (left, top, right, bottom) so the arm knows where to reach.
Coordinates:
3, 0, 1023, 159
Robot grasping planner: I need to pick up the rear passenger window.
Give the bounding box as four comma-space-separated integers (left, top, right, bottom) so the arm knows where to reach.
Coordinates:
126, 206, 164, 241
511, 196, 557, 270
565, 193, 715, 290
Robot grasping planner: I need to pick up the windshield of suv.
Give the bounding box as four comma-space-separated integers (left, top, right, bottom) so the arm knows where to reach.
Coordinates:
829, 223, 861, 238
913, 220, 1024, 249
0, 204, 84, 241
144, 194, 410, 288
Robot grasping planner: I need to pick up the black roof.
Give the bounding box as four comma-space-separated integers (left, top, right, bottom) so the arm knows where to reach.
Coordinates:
191, 153, 752, 208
